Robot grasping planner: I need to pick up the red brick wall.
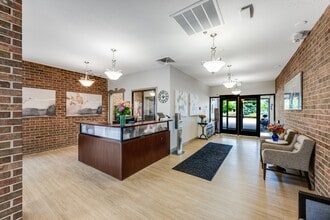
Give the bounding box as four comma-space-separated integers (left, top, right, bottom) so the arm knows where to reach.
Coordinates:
22, 61, 108, 154
275, 6, 329, 196
0, 0, 23, 219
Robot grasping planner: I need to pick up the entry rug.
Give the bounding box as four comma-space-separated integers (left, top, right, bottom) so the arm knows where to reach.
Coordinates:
173, 142, 232, 181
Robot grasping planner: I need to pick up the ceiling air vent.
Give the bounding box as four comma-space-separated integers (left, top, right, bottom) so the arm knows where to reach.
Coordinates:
171, 0, 224, 36
156, 57, 175, 64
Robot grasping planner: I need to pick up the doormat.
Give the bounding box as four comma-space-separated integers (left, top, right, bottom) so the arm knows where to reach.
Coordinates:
173, 142, 232, 181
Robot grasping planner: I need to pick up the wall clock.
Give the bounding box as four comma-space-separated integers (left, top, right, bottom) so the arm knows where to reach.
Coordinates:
158, 90, 169, 103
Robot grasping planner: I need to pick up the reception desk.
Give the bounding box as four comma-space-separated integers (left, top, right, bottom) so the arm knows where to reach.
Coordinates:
78, 120, 171, 180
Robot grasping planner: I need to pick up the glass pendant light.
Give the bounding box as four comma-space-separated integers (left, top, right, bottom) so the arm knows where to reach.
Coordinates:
223, 65, 236, 88
202, 33, 225, 74
79, 61, 95, 87
232, 80, 242, 95
104, 48, 123, 80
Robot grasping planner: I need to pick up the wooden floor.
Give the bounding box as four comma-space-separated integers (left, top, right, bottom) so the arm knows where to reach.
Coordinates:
23, 134, 310, 219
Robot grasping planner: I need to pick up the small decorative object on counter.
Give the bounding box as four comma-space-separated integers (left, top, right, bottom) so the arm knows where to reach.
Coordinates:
267, 123, 284, 142
114, 101, 131, 127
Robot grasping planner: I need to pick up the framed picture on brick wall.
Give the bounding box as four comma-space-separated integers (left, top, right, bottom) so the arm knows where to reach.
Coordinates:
284, 72, 302, 110
66, 92, 102, 116
22, 87, 56, 117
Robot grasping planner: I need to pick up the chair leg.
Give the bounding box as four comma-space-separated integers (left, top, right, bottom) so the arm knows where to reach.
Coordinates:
263, 163, 267, 180
299, 170, 303, 176
304, 171, 312, 190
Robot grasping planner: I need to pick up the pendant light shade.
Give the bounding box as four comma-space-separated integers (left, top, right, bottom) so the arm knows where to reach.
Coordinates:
223, 65, 235, 88
232, 80, 242, 95
105, 48, 123, 80
203, 60, 226, 73
202, 33, 225, 73
79, 61, 95, 87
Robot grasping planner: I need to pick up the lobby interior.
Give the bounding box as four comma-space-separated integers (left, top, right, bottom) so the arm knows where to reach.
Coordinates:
0, 0, 329, 219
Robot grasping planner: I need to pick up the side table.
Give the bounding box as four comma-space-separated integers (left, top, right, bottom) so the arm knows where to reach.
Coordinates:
265, 139, 288, 145
198, 122, 208, 139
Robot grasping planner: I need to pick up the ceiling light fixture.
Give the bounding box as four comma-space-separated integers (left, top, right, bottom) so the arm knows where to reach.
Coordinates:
104, 48, 123, 80
232, 80, 242, 95
223, 65, 236, 88
79, 61, 95, 87
202, 33, 225, 74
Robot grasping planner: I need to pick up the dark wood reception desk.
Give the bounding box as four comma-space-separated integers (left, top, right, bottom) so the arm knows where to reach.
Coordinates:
78, 120, 171, 180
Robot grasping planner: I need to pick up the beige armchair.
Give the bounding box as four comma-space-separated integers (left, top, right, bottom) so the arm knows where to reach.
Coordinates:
262, 135, 315, 189
259, 129, 297, 162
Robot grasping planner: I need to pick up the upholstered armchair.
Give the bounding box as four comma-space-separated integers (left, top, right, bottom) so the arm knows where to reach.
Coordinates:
259, 129, 297, 162
262, 135, 315, 189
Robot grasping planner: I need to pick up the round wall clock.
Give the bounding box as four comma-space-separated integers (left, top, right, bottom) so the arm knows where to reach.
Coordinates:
158, 90, 169, 103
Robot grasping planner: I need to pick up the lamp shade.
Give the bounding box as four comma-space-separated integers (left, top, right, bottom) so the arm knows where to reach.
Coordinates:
203, 60, 225, 73
232, 88, 241, 95
79, 78, 95, 87
223, 81, 236, 88
105, 70, 122, 80
79, 61, 95, 87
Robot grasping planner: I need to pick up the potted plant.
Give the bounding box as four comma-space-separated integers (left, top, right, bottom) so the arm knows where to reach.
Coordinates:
114, 101, 131, 127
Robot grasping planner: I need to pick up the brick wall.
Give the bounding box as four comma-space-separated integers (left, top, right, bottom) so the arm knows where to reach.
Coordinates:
22, 61, 108, 154
275, 6, 329, 196
0, 0, 23, 219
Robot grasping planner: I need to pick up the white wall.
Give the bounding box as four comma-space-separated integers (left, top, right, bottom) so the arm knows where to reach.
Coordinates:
170, 66, 210, 148
109, 65, 171, 115
209, 80, 275, 96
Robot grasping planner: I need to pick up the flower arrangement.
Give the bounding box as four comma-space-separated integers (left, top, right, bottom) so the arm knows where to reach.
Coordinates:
267, 123, 284, 135
114, 101, 131, 116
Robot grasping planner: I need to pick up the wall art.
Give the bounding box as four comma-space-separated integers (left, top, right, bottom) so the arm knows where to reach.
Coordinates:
23, 87, 56, 117
66, 92, 102, 116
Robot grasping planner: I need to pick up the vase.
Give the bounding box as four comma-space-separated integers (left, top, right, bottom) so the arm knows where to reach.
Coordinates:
119, 115, 126, 127
272, 133, 279, 142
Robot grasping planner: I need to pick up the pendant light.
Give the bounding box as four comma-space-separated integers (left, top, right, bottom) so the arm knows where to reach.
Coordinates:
104, 48, 123, 80
223, 65, 236, 88
79, 61, 95, 87
232, 80, 242, 95
202, 33, 225, 74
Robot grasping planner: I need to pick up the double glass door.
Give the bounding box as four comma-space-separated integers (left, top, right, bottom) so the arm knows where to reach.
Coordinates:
218, 95, 260, 136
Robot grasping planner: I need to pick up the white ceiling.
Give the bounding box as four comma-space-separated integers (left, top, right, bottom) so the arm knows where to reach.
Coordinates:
23, 0, 329, 86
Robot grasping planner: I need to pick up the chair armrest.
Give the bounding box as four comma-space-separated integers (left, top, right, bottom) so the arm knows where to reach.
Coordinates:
261, 142, 293, 151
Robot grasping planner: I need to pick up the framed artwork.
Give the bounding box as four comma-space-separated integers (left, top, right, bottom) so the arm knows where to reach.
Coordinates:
284, 72, 302, 110
189, 93, 199, 116
66, 92, 102, 116
175, 90, 188, 117
22, 87, 56, 117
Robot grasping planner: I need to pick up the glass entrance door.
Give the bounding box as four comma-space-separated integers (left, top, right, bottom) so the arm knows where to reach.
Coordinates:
220, 96, 238, 134
239, 96, 260, 136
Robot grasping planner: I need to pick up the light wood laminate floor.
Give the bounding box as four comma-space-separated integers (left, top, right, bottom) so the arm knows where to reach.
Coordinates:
23, 134, 310, 219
